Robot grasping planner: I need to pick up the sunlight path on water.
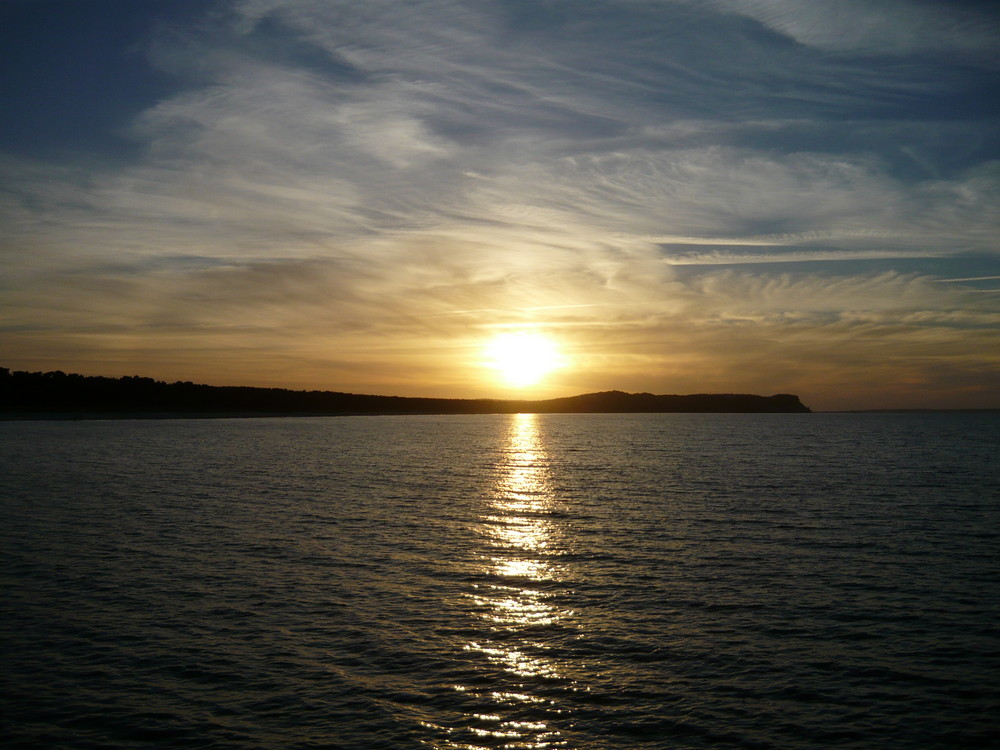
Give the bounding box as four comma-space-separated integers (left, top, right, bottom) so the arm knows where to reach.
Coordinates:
426, 413, 578, 749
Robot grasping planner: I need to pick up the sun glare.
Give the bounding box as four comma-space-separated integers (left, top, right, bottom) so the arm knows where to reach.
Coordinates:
486, 331, 562, 388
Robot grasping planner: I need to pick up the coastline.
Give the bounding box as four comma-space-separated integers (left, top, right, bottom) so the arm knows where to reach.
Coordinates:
1, 368, 813, 417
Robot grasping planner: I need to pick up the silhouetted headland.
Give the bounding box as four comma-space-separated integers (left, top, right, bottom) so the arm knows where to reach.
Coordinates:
0, 367, 811, 418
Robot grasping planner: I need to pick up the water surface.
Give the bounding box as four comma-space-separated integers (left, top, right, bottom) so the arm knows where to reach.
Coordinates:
2, 413, 998, 748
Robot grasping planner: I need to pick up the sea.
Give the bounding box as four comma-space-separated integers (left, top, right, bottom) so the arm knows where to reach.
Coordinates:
1, 412, 998, 749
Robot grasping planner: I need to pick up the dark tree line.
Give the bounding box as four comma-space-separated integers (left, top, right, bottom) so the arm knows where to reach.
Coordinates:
0, 367, 810, 416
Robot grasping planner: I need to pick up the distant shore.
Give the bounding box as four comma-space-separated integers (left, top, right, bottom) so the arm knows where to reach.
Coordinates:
0, 411, 384, 421
6, 409, 999, 421
1, 367, 811, 417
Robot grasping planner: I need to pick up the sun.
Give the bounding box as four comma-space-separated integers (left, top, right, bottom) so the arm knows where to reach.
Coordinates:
485, 331, 563, 387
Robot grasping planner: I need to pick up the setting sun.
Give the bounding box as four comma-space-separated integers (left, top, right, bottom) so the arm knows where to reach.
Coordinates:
485, 331, 563, 387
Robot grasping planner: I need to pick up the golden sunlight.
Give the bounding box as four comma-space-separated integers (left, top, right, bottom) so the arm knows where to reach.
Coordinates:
485, 331, 563, 387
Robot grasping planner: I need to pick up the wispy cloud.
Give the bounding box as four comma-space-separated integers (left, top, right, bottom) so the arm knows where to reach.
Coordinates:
1, 0, 998, 407
938, 275, 1000, 283
705, 0, 1000, 58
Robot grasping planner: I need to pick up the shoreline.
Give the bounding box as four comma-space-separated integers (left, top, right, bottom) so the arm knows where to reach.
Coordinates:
4, 409, 997, 422
1, 410, 814, 421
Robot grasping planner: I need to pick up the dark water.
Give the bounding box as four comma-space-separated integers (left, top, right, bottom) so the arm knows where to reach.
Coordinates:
2, 413, 998, 749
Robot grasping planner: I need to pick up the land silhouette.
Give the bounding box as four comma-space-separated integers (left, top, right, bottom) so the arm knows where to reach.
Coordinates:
0, 367, 811, 417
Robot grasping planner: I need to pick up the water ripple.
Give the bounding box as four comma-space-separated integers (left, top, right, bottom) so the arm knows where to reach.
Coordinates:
1, 413, 998, 749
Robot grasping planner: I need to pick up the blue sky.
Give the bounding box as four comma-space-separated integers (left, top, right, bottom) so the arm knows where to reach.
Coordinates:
2, 0, 998, 409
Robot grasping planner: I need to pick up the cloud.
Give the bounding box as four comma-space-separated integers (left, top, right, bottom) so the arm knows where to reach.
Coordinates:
704, 0, 1000, 59
1, 0, 998, 407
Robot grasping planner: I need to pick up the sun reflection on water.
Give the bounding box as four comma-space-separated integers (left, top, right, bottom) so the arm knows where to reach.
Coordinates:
432, 413, 575, 749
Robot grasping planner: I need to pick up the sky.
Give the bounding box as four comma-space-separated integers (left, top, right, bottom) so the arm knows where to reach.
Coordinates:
2, 0, 998, 410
